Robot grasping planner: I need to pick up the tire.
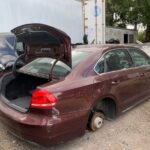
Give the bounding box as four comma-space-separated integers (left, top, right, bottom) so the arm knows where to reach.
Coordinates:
89, 112, 104, 131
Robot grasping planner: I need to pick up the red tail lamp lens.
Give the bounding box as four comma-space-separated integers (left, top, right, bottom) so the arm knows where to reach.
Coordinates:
31, 90, 58, 109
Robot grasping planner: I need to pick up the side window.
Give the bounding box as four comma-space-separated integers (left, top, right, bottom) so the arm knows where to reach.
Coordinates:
105, 49, 132, 72
95, 60, 104, 74
129, 48, 150, 67
95, 49, 133, 74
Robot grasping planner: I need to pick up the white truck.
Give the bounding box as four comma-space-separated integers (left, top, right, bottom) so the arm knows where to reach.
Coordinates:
83, 0, 106, 44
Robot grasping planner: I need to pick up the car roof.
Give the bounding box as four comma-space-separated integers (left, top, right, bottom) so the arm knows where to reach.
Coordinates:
74, 44, 137, 54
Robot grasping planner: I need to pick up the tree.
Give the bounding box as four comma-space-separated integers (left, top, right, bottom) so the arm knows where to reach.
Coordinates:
106, 0, 150, 42
106, 0, 132, 28
140, 0, 150, 42
138, 31, 146, 43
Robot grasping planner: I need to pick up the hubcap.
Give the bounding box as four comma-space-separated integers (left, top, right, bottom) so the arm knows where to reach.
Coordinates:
94, 117, 103, 129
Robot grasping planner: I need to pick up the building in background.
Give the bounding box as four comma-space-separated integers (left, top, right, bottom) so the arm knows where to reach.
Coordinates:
106, 26, 137, 44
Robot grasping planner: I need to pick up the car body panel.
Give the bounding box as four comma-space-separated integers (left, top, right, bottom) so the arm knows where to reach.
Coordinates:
0, 96, 87, 146
143, 66, 150, 94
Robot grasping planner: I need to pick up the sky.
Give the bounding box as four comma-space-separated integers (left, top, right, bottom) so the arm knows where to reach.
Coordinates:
127, 24, 145, 32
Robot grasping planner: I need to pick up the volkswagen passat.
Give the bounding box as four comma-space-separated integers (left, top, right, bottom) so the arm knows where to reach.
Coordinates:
0, 24, 150, 146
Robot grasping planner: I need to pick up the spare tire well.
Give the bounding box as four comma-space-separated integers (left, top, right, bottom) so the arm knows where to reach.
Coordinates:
92, 98, 117, 119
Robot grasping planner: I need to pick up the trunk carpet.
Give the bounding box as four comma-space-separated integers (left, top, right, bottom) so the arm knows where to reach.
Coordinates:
11, 96, 31, 109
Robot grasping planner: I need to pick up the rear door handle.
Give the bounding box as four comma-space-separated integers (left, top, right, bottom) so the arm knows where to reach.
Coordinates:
111, 80, 120, 85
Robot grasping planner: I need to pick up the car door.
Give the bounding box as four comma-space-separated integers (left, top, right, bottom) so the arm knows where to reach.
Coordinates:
94, 48, 142, 112
128, 47, 150, 101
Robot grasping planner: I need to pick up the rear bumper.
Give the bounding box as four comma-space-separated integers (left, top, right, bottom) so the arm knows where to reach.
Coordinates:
0, 100, 88, 146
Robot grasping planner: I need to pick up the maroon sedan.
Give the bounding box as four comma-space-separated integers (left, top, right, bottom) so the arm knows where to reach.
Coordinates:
0, 24, 150, 146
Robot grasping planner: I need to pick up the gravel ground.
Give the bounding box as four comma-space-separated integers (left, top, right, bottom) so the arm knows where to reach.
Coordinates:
0, 100, 149, 150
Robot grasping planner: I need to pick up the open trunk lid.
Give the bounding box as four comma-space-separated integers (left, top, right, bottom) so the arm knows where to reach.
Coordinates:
11, 23, 72, 68
0, 24, 72, 112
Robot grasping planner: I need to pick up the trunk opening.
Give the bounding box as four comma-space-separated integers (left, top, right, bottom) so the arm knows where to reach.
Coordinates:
1, 73, 48, 112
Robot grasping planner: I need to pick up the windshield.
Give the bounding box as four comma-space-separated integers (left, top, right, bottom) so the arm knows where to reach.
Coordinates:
0, 36, 16, 55
19, 51, 90, 78
0, 35, 17, 67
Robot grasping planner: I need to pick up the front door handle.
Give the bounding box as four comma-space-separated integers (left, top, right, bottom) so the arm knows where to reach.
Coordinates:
111, 80, 120, 85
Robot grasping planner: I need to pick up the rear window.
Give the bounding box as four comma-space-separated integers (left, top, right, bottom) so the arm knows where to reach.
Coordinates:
19, 51, 90, 78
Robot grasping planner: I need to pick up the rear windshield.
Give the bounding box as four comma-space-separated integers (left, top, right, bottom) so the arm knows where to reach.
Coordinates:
19, 51, 90, 78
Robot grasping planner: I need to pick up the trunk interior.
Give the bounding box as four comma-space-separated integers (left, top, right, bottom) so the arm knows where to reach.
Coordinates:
1, 73, 48, 112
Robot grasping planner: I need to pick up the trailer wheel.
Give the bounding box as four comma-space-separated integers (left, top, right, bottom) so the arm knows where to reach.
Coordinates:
89, 112, 104, 131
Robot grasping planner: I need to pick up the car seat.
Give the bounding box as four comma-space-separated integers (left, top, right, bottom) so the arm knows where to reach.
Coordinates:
106, 54, 121, 72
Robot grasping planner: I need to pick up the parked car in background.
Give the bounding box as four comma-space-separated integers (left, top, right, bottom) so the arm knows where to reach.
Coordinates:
0, 24, 150, 146
0, 34, 17, 74
106, 38, 120, 44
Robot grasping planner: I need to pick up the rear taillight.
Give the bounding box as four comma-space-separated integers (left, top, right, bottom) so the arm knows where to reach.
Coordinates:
31, 90, 58, 109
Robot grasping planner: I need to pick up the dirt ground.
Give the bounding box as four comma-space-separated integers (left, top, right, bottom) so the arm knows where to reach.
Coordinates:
0, 100, 149, 150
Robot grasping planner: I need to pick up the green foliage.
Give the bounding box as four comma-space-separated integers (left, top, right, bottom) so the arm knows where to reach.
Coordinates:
138, 31, 146, 43
106, 0, 150, 42
106, 0, 150, 26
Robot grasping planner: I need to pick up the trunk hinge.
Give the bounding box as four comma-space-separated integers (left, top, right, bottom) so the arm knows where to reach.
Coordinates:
48, 55, 64, 81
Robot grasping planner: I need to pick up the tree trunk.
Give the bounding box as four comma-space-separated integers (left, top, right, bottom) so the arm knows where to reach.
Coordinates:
134, 22, 138, 31
145, 23, 150, 42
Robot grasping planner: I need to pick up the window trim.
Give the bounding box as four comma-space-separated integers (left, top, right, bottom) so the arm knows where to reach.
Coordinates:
94, 47, 150, 75
127, 47, 150, 67
94, 48, 133, 75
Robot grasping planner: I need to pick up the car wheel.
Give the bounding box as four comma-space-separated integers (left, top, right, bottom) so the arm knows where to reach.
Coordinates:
89, 112, 104, 131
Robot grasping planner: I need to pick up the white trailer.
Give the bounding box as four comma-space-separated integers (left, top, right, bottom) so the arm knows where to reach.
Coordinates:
0, 0, 83, 44
83, 0, 106, 44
